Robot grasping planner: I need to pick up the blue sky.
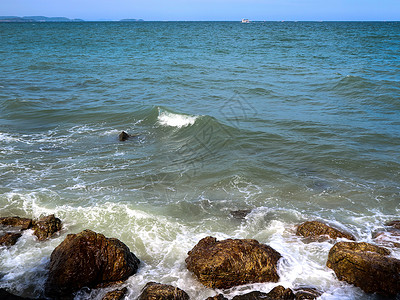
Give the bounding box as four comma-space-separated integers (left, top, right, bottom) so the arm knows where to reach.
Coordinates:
2, 0, 399, 21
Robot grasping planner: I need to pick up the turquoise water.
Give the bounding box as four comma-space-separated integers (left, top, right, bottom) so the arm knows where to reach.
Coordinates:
0, 22, 399, 299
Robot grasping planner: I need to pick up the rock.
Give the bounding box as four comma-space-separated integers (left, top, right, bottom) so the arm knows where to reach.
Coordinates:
326, 241, 400, 296
293, 287, 322, 300
373, 230, 400, 248
0, 288, 28, 299
32, 214, 62, 241
138, 282, 189, 300
232, 286, 295, 300
102, 287, 128, 300
44, 229, 140, 298
186, 236, 281, 289
386, 220, 400, 230
206, 294, 228, 300
0, 232, 22, 246
0, 217, 32, 230
296, 221, 355, 241
230, 210, 252, 220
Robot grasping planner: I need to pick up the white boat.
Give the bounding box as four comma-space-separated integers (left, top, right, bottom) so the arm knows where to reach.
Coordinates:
241, 19, 250, 23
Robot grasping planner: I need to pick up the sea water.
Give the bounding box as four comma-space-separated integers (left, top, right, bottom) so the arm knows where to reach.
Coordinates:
0, 21, 399, 299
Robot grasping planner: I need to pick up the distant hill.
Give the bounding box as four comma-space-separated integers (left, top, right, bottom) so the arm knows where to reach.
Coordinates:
119, 19, 144, 22
0, 16, 84, 22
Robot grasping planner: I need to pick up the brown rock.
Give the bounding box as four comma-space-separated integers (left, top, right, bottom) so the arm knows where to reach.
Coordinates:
386, 220, 400, 230
0, 217, 32, 230
232, 286, 295, 300
296, 221, 355, 241
373, 230, 400, 248
293, 287, 322, 300
326, 241, 400, 296
186, 236, 281, 289
138, 282, 189, 300
32, 214, 62, 241
44, 229, 140, 298
0, 232, 22, 246
119, 131, 130, 141
206, 294, 228, 300
102, 287, 128, 300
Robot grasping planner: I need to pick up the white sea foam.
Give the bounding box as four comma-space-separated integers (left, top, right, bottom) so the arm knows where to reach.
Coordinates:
158, 110, 198, 128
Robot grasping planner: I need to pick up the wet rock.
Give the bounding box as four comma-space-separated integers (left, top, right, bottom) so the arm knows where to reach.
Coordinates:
44, 229, 140, 298
230, 210, 252, 220
296, 221, 355, 241
186, 236, 281, 289
373, 230, 400, 248
119, 131, 130, 141
386, 220, 400, 230
232, 286, 295, 300
102, 287, 128, 300
0, 217, 32, 231
293, 287, 322, 300
206, 294, 228, 300
32, 214, 62, 241
326, 241, 400, 296
0, 232, 22, 246
138, 282, 189, 300
0, 288, 27, 300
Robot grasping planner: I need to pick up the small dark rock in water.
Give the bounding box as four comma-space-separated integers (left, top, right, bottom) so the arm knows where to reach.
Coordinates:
186, 236, 281, 289
293, 287, 322, 300
0, 288, 27, 299
386, 220, 400, 230
138, 282, 189, 300
32, 214, 62, 241
230, 210, 252, 220
102, 287, 128, 300
0, 217, 32, 231
296, 220, 355, 241
206, 294, 228, 300
45, 229, 140, 298
0, 232, 22, 246
232, 291, 269, 300
326, 241, 400, 296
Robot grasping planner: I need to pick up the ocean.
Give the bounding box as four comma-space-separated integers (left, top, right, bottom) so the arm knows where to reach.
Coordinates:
0, 21, 399, 299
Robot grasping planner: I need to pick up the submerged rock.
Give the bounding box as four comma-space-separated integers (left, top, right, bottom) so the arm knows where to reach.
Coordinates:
230, 210, 252, 220
231, 286, 295, 300
0, 216, 32, 231
206, 295, 228, 300
0, 288, 27, 300
386, 220, 400, 229
186, 236, 281, 289
293, 287, 322, 300
326, 241, 400, 296
102, 287, 128, 300
45, 229, 140, 298
373, 230, 400, 248
138, 282, 189, 300
0, 232, 22, 246
119, 131, 130, 141
296, 221, 355, 241
32, 214, 62, 241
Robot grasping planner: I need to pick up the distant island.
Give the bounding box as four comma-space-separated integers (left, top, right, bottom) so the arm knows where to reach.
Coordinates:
0, 16, 144, 23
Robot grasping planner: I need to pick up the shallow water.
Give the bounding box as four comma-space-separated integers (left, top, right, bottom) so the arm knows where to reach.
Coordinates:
0, 21, 399, 299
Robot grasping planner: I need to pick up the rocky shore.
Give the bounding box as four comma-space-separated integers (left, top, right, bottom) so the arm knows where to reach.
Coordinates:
1, 215, 400, 299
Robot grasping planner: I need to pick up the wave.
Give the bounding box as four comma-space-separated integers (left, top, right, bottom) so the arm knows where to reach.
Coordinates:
157, 108, 198, 128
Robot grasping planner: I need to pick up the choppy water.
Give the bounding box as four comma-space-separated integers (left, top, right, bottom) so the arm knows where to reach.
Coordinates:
0, 21, 399, 299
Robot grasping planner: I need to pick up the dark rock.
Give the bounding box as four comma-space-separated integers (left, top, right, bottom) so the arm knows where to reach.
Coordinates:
206, 294, 228, 300
230, 210, 252, 220
0, 217, 32, 230
296, 221, 355, 241
119, 131, 130, 141
186, 236, 281, 289
293, 287, 322, 300
32, 214, 62, 241
232, 286, 295, 300
0, 288, 27, 299
386, 220, 400, 230
138, 282, 189, 300
44, 229, 140, 298
102, 287, 128, 300
326, 241, 400, 296
0, 232, 22, 246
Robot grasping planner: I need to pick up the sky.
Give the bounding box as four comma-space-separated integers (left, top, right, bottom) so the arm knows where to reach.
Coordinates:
1, 0, 399, 21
